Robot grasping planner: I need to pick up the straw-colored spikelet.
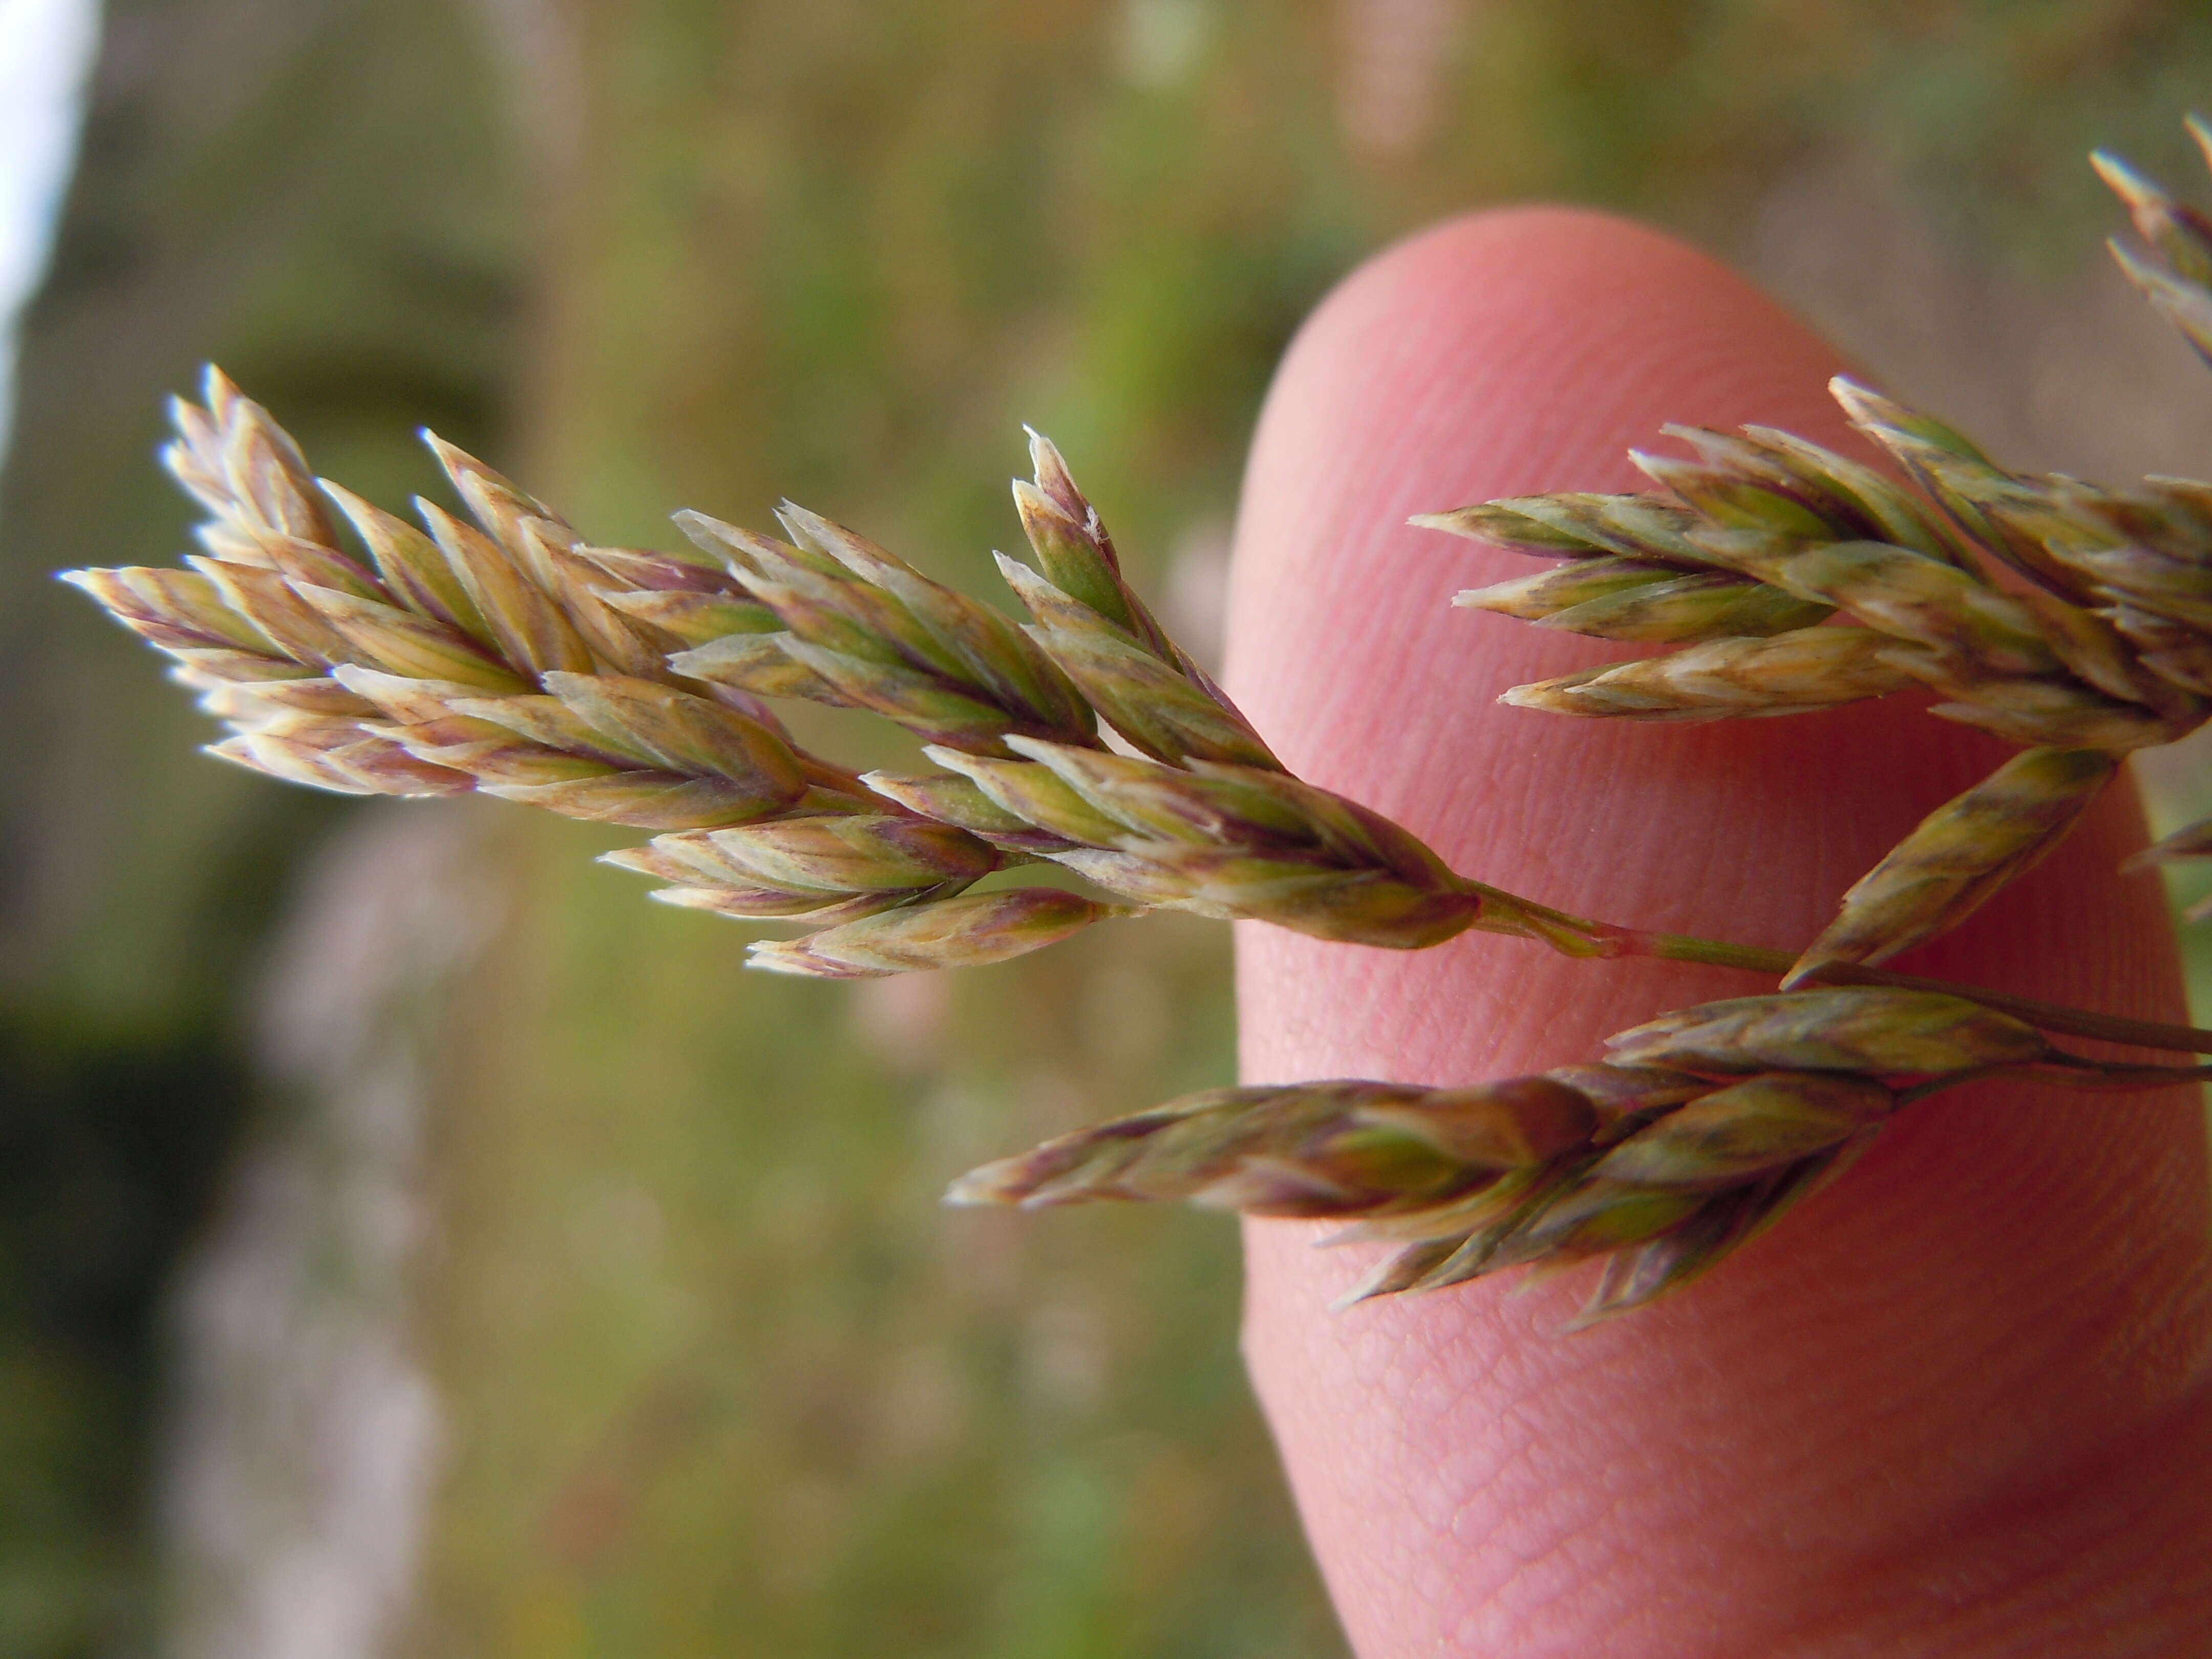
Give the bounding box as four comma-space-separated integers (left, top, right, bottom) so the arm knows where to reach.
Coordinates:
665, 501, 1103, 758
747, 888, 1134, 977
1454, 554, 1832, 643
1005, 431, 1274, 768
1500, 625, 1913, 720
904, 738, 1485, 947
602, 815, 1005, 926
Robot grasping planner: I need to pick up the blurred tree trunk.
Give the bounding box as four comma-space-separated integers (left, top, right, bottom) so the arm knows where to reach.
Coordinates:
0, 2, 522, 1651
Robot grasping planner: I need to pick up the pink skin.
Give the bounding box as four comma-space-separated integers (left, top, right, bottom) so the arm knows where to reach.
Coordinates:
1225, 209, 2212, 1658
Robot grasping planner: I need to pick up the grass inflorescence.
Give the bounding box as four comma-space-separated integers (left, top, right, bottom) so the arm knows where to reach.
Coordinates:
61, 125, 2212, 1321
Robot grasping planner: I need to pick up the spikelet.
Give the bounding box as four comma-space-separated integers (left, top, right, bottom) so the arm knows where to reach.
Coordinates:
1786, 749, 2120, 984
603, 815, 1002, 925
668, 502, 1101, 757
1500, 626, 1913, 721
747, 888, 1133, 977
1000, 434, 1280, 769
1603, 989, 2050, 1074
2098, 118, 2212, 365
1455, 556, 1832, 643
919, 737, 1486, 948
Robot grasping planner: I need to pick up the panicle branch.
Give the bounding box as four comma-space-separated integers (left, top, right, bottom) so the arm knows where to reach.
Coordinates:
950, 985, 2143, 1323
1422, 120, 2212, 979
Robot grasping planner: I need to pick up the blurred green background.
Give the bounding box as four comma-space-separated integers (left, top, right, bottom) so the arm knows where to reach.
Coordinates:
6, 2, 2212, 1655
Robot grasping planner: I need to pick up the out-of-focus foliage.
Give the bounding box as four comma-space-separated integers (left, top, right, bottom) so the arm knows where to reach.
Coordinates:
9, 1, 2212, 1655
0, 1014, 248, 1656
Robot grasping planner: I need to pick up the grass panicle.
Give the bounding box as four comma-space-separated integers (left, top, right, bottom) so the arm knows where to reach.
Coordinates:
61, 125, 2212, 1323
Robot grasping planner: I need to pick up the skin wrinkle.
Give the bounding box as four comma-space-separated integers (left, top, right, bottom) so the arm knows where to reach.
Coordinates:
1226, 206, 2212, 1657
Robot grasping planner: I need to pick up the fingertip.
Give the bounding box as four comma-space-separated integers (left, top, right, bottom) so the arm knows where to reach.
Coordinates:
1227, 207, 1854, 740
1221, 208, 2212, 1656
